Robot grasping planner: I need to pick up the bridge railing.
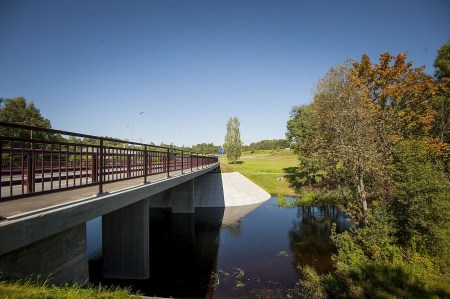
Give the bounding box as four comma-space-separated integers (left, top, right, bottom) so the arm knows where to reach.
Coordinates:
0, 122, 218, 201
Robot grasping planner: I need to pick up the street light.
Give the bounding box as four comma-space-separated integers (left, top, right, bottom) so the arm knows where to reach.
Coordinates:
127, 112, 144, 142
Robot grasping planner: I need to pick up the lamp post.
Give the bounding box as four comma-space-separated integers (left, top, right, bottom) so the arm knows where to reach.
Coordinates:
127, 111, 144, 142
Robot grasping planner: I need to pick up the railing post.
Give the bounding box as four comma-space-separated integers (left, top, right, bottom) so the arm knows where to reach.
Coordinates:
181, 151, 184, 174
166, 148, 170, 178
27, 146, 35, 194
190, 152, 193, 172
126, 154, 132, 178
174, 150, 177, 172
92, 152, 98, 183
99, 138, 104, 194
144, 145, 148, 184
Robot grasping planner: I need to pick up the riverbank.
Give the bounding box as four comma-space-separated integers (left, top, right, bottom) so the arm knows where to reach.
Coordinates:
0, 278, 138, 299
219, 149, 298, 197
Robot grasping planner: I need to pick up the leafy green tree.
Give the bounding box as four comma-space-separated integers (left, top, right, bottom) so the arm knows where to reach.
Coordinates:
434, 40, 450, 80
224, 116, 242, 164
431, 40, 450, 144
310, 61, 384, 223
0, 97, 52, 140
286, 104, 329, 189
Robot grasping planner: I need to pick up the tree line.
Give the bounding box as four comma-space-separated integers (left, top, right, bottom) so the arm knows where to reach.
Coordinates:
287, 42, 450, 297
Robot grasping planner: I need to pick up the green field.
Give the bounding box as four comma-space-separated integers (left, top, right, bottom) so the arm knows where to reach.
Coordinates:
219, 149, 298, 197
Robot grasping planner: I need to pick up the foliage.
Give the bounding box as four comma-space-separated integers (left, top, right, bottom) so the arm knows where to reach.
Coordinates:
353, 52, 436, 141
185, 142, 221, 155
286, 105, 330, 189
388, 139, 450, 261
288, 48, 450, 298
0, 97, 54, 140
243, 138, 290, 152
431, 40, 450, 144
298, 265, 327, 299
276, 194, 291, 207
224, 116, 242, 164
434, 40, 450, 80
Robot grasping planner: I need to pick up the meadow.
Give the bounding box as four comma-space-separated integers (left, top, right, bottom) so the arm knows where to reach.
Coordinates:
219, 149, 298, 197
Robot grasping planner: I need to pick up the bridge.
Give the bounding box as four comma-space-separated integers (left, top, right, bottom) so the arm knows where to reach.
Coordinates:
0, 122, 224, 283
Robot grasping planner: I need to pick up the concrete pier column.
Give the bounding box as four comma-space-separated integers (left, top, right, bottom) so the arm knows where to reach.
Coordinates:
0, 223, 88, 284
102, 198, 149, 279
171, 179, 194, 213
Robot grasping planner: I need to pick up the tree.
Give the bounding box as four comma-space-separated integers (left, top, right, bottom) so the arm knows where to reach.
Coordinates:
310, 61, 383, 223
434, 40, 450, 80
224, 116, 242, 164
431, 41, 450, 144
286, 105, 329, 189
0, 97, 52, 140
352, 52, 435, 143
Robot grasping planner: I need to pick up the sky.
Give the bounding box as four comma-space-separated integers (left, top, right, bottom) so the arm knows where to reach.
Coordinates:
0, 0, 449, 147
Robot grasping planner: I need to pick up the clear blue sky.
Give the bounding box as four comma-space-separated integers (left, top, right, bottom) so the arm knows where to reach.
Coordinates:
1, 0, 449, 146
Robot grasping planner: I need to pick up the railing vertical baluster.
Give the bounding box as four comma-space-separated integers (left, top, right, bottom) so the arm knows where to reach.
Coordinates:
99, 139, 104, 194
21, 142, 25, 195
50, 145, 54, 190
181, 151, 184, 175
79, 145, 83, 186
40, 145, 44, 192
127, 152, 131, 178
58, 144, 61, 189
166, 148, 170, 178
72, 145, 76, 188
144, 145, 148, 183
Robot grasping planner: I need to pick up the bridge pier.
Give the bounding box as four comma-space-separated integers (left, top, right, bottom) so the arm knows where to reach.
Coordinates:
171, 179, 194, 213
0, 223, 88, 284
102, 198, 150, 279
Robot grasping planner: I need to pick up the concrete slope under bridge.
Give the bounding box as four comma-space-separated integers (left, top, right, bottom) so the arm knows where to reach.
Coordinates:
149, 172, 271, 208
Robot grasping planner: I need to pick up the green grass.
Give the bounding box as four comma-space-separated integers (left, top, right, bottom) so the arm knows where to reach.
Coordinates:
0, 278, 140, 299
220, 149, 298, 196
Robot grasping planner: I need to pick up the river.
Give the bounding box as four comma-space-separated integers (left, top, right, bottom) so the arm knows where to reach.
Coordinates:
87, 197, 349, 298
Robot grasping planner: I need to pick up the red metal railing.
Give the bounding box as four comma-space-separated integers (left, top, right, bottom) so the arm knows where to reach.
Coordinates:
0, 122, 218, 200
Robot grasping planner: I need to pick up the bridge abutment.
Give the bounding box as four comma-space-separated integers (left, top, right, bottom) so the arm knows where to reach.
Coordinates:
0, 223, 89, 284
102, 198, 150, 279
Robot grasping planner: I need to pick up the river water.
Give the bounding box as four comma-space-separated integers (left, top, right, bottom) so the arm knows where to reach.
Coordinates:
87, 197, 350, 298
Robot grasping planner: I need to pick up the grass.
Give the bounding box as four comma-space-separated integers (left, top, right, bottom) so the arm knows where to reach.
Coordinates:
219, 149, 298, 196
0, 277, 139, 299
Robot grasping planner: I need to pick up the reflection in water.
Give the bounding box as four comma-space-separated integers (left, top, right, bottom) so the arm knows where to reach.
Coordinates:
87, 198, 349, 298
289, 206, 349, 274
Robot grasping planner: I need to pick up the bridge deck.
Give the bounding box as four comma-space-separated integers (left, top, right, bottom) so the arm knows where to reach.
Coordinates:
0, 167, 207, 219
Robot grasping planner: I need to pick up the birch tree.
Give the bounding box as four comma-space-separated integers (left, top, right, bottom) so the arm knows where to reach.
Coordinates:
224, 116, 242, 164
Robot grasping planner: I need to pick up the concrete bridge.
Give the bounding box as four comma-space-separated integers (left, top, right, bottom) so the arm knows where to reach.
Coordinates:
0, 122, 270, 284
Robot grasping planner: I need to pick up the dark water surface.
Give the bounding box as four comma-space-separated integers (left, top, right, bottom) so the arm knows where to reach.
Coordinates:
87, 197, 350, 298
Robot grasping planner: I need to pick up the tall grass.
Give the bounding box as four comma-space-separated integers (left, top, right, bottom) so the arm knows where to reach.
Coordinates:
0, 277, 138, 299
